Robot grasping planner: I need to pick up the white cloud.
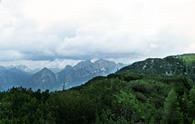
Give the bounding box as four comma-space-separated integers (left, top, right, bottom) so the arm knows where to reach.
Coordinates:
0, 50, 24, 61
0, 59, 80, 69
0, 0, 195, 67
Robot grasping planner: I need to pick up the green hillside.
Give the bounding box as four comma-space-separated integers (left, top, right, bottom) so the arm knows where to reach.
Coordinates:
1, 54, 195, 124
178, 53, 195, 65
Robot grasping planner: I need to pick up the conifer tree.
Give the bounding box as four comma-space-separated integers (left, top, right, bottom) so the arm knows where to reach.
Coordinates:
163, 89, 183, 124
188, 86, 195, 122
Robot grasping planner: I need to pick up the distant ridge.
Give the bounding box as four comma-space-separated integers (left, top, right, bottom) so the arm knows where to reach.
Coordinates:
0, 59, 125, 90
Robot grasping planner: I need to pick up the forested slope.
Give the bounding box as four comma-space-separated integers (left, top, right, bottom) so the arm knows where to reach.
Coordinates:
1, 54, 195, 124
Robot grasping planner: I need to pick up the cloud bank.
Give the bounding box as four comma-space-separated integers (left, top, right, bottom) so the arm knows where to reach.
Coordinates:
0, 0, 195, 67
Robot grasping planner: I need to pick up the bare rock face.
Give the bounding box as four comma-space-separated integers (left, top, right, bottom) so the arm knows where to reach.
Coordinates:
30, 68, 57, 90
0, 67, 31, 90
57, 59, 125, 88
0, 59, 125, 91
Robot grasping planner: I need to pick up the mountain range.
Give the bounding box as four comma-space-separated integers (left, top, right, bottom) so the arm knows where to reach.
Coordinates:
0, 59, 124, 91
1, 53, 195, 123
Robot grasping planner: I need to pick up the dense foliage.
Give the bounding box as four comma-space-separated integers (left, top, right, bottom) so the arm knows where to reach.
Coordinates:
0, 70, 195, 124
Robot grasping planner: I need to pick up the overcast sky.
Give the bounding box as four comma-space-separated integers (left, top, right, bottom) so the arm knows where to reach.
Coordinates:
0, 0, 195, 68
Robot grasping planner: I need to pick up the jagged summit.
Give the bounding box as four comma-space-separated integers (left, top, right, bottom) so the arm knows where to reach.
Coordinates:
31, 67, 57, 90
40, 67, 52, 73
57, 59, 124, 88
0, 59, 124, 90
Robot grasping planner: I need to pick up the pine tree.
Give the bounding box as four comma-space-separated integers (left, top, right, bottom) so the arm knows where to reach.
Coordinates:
188, 86, 195, 122
163, 89, 183, 124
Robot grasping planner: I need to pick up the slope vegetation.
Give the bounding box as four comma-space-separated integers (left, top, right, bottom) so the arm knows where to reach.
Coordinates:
0, 54, 195, 124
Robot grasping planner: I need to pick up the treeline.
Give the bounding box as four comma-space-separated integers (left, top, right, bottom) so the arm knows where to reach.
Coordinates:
0, 72, 195, 124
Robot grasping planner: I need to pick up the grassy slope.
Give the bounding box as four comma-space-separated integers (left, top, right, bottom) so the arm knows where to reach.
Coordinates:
178, 53, 195, 65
